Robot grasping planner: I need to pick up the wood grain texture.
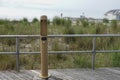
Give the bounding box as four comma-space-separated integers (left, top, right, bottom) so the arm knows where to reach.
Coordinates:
0, 68, 120, 80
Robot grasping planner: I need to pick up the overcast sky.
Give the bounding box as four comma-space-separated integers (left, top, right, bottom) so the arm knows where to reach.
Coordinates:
0, 0, 120, 20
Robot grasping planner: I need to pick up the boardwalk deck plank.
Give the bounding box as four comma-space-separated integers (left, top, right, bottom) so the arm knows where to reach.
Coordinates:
0, 68, 119, 80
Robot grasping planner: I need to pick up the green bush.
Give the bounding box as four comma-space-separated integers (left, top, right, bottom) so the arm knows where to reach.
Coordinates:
0, 55, 16, 70
112, 53, 120, 67
32, 18, 38, 23
76, 19, 80, 26
52, 41, 67, 61
103, 18, 109, 23
0, 19, 5, 24
53, 17, 61, 25
64, 18, 72, 27
80, 19, 89, 27
73, 54, 91, 68
64, 26, 76, 44
52, 17, 71, 27
23, 18, 28, 23
111, 20, 117, 30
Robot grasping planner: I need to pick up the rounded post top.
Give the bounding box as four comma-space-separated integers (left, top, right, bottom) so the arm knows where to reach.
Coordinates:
41, 15, 47, 20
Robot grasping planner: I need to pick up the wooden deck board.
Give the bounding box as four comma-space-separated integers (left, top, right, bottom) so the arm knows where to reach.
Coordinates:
0, 68, 119, 80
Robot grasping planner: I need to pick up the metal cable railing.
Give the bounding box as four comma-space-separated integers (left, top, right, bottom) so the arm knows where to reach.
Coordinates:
0, 34, 120, 72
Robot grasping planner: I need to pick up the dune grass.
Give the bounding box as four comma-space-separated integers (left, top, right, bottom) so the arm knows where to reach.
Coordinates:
0, 18, 120, 70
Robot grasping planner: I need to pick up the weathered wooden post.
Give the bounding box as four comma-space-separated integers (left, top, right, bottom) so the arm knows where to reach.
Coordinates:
40, 15, 50, 79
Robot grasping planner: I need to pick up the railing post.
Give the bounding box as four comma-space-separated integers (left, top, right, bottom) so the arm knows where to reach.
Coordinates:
92, 37, 96, 70
16, 37, 20, 72
40, 15, 50, 79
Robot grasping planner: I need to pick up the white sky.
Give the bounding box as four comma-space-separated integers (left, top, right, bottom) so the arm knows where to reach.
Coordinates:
0, 0, 120, 20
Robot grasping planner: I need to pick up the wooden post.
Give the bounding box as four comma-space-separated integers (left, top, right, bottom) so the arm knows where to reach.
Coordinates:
40, 15, 50, 79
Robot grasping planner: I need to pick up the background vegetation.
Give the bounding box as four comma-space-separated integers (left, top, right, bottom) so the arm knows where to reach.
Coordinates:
0, 17, 120, 70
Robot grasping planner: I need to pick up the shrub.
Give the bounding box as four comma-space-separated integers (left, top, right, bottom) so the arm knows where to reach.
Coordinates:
52, 41, 67, 61
63, 26, 76, 44
103, 18, 109, 23
23, 18, 28, 22
53, 17, 61, 25
65, 18, 72, 27
76, 19, 80, 26
0, 19, 5, 24
111, 20, 117, 30
20, 18, 28, 25
73, 54, 91, 68
32, 18, 38, 23
47, 19, 50, 25
52, 17, 71, 26
80, 19, 89, 27
112, 53, 120, 67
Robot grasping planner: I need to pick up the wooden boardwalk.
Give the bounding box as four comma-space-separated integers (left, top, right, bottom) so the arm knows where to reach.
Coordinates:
0, 68, 120, 80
